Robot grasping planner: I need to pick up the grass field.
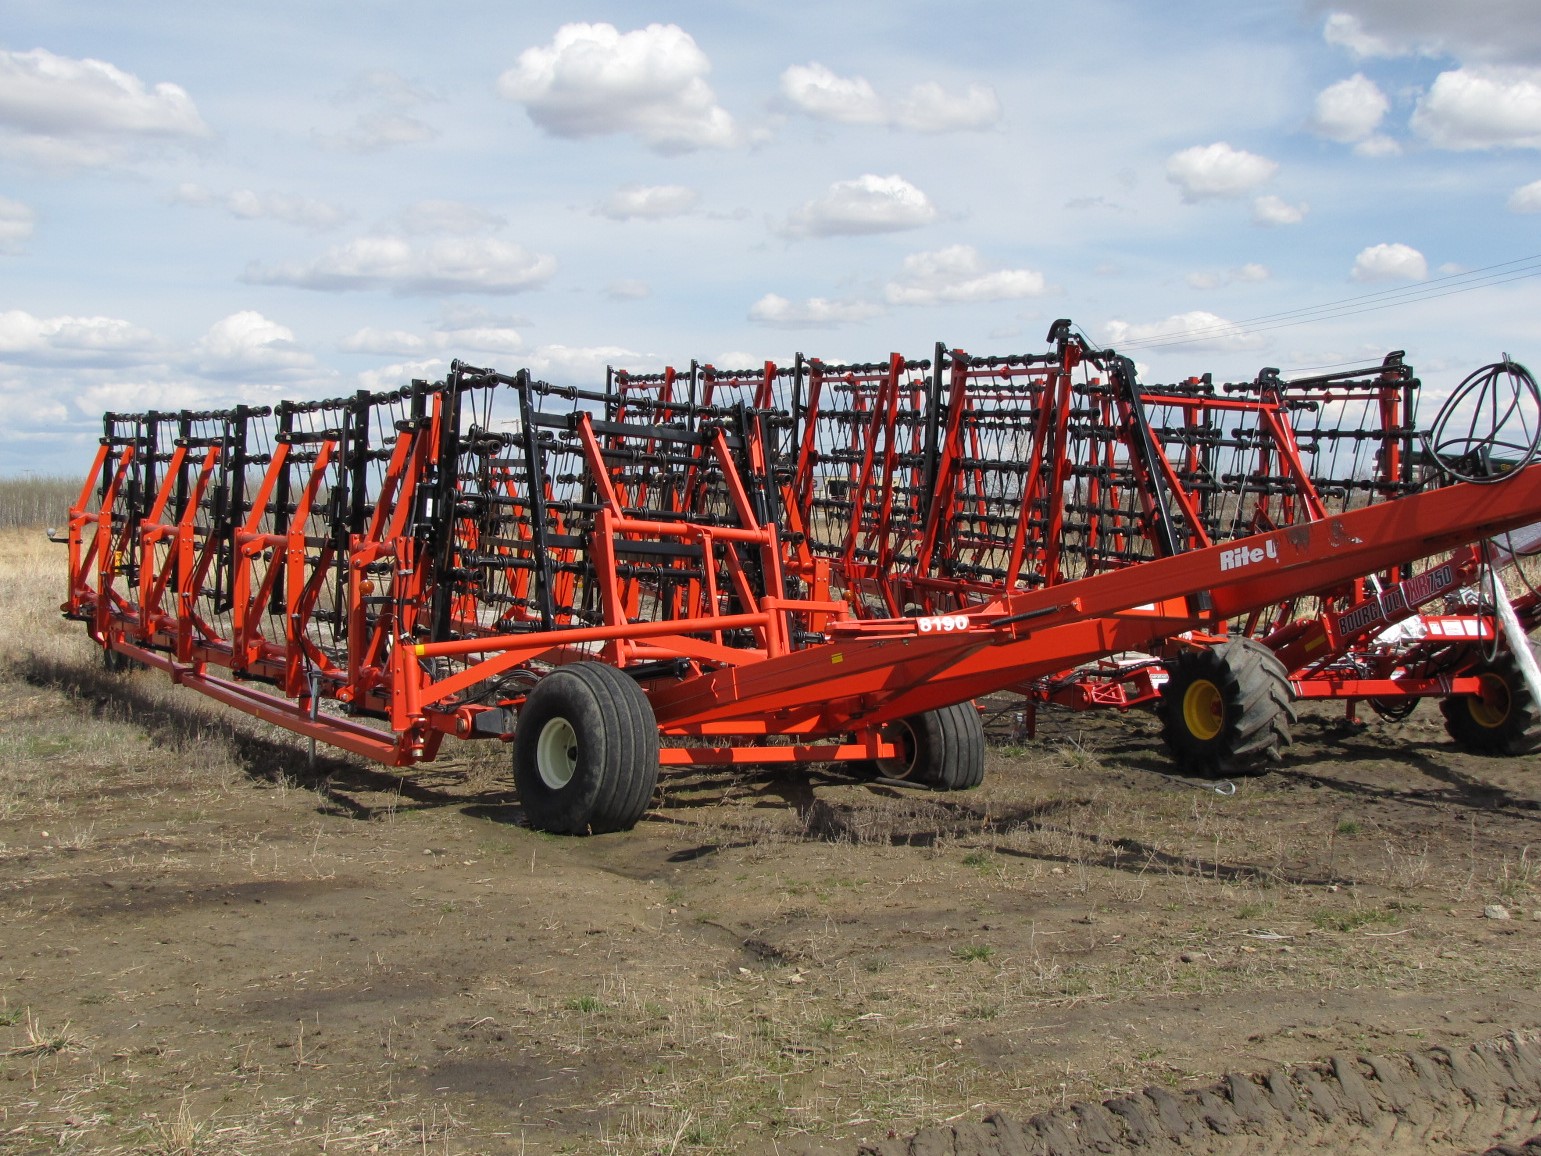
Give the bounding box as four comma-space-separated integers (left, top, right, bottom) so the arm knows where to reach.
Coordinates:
1, 521, 1539, 1153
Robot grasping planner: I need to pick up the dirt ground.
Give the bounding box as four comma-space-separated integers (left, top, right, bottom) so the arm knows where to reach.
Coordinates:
1, 528, 1539, 1154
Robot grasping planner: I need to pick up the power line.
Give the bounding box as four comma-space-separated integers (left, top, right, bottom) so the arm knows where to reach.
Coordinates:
1131, 267, 1541, 351
1118, 259, 1541, 349
1109, 254, 1541, 352
1127, 255, 1541, 344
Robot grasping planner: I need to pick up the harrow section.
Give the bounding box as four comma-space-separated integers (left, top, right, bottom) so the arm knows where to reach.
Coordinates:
61, 323, 1541, 832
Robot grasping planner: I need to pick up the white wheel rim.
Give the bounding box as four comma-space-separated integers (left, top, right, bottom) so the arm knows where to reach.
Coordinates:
536, 717, 579, 790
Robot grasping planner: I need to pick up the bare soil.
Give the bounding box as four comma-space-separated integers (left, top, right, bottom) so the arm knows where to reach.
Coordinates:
1, 530, 1539, 1154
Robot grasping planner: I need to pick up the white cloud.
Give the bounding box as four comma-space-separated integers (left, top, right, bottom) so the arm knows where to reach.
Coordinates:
0, 197, 36, 252
380, 342, 639, 384
1102, 311, 1267, 352
1166, 143, 1278, 202
1252, 194, 1309, 226
434, 304, 531, 330
0, 388, 68, 426
606, 279, 650, 300
193, 312, 319, 379
1322, 12, 1404, 59
338, 69, 437, 109
323, 111, 437, 153
1312, 74, 1389, 142
74, 378, 222, 417
1321, 3, 1541, 66
169, 182, 213, 205
0, 48, 207, 138
396, 200, 506, 235
174, 186, 350, 230
1064, 195, 1125, 212
1350, 242, 1428, 281
883, 245, 1045, 305
1187, 263, 1270, 289
780, 64, 885, 125
599, 184, 699, 220
527, 344, 645, 380
748, 293, 882, 328
1509, 179, 1541, 212
1353, 134, 1402, 157
436, 326, 524, 354
497, 23, 736, 154
244, 236, 558, 295
783, 174, 937, 237
358, 357, 446, 393
227, 190, 337, 228
320, 70, 439, 153
1411, 67, 1541, 150
0, 310, 159, 365
345, 321, 529, 357
0, 48, 210, 168
340, 327, 428, 355
893, 82, 1001, 133
780, 63, 1000, 133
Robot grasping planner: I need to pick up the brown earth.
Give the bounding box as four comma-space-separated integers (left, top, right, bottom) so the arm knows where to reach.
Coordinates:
1, 528, 1539, 1154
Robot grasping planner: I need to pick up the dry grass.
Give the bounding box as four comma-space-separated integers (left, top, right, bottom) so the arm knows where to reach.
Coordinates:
4, 1010, 86, 1057
0, 527, 79, 655
3, 532, 1541, 1154
453, 748, 1537, 1149
138, 1096, 218, 1156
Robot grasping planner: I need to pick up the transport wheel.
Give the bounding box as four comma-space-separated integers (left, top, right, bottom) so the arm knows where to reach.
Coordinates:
1157, 638, 1296, 777
877, 701, 986, 789
513, 662, 659, 834
1440, 648, 1541, 755
102, 643, 140, 673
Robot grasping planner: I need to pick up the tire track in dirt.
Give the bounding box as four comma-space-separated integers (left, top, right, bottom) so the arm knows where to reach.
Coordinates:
847, 1032, 1541, 1155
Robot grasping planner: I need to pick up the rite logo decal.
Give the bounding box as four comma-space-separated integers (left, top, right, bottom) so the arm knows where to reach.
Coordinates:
1219, 538, 1279, 573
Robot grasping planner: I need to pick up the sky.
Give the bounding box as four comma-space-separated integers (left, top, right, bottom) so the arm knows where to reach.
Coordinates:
3, 0, 1541, 475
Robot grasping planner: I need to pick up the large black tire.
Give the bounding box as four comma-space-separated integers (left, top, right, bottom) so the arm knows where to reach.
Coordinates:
877, 701, 986, 789
1440, 647, 1541, 755
513, 663, 659, 834
1157, 638, 1296, 777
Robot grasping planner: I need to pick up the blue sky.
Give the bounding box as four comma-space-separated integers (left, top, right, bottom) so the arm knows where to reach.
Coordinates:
2, 0, 1540, 474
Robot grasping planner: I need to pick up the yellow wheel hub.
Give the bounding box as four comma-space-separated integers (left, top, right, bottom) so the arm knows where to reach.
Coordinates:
1183, 679, 1224, 742
1470, 672, 1512, 729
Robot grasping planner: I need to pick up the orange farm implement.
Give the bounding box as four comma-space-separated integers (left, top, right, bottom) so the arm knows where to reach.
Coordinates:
61, 324, 1541, 831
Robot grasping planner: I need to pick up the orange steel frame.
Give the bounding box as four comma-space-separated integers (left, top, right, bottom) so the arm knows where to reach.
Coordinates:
62, 352, 1541, 774
406, 467, 1541, 743
783, 333, 1454, 720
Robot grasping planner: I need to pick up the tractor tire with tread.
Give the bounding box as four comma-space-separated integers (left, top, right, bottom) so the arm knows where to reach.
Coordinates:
1440, 646, 1541, 756
877, 701, 986, 789
1158, 638, 1296, 778
513, 662, 659, 834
